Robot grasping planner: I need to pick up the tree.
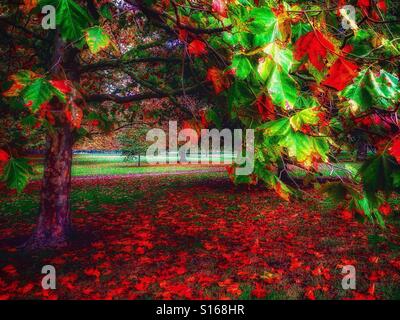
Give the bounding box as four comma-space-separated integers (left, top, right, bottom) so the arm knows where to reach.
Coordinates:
1, 0, 400, 248
119, 126, 150, 166
0, 0, 220, 248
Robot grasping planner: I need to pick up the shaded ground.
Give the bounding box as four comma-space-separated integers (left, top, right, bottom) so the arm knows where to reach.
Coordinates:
1, 172, 400, 300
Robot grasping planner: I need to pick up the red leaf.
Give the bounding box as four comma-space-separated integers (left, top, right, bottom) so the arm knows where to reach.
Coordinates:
65, 103, 83, 128
304, 287, 316, 300
251, 283, 267, 298
178, 29, 188, 41
88, 119, 100, 127
84, 268, 101, 280
341, 209, 353, 220
2, 264, 18, 276
377, 0, 387, 12
294, 31, 335, 71
188, 40, 207, 57
20, 0, 38, 14
206, 67, 229, 94
0, 149, 10, 163
322, 57, 359, 91
255, 94, 275, 121
212, 0, 228, 18
49, 79, 71, 95
389, 136, 400, 163
378, 202, 391, 216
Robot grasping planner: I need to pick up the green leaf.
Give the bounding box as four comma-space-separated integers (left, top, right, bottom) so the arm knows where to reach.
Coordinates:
266, 65, 298, 109
279, 130, 329, 165
42, 0, 91, 41
85, 26, 111, 54
257, 56, 275, 81
206, 109, 222, 129
232, 55, 253, 79
21, 78, 62, 112
289, 108, 320, 131
291, 22, 312, 42
358, 153, 400, 198
2, 70, 38, 97
341, 69, 400, 112
321, 182, 352, 202
254, 163, 292, 200
262, 43, 293, 74
2, 158, 33, 192
99, 4, 113, 20
248, 8, 280, 46
260, 118, 290, 136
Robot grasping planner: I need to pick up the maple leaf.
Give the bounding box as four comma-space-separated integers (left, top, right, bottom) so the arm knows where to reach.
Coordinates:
2, 264, 18, 276
3, 70, 38, 97
377, 0, 387, 12
226, 283, 242, 296
341, 209, 353, 220
85, 26, 111, 54
49, 80, 72, 95
304, 287, 316, 300
294, 31, 335, 71
0, 149, 10, 163
389, 136, 400, 163
212, 0, 228, 18
275, 182, 290, 201
255, 94, 275, 121
378, 202, 391, 216
20, 0, 38, 14
357, 0, 371, 13
206, 67, 229, 94
188, 40, 207, 57
322, 57, 359, 90
251, 283, 267, 298
84, 268, 101, 280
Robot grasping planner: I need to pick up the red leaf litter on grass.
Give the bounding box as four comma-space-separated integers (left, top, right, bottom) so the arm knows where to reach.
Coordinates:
188, 40, 207, 57
294, 30, 335, 71
1, 176, 400, 300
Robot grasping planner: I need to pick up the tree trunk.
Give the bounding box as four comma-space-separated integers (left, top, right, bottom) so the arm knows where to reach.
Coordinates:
356, 141, 368, 161
24, 32, 79, 250
25, 124, 74, 249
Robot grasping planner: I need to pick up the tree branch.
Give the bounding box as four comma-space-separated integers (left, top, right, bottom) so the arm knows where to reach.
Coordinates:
127, 0, 231, 34
0, 17, 47, 42
79, 56, 184, 73
85, 82, 205, 103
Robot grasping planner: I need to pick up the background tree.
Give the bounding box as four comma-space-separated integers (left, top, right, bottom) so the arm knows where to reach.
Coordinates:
0, 0, 224, 248
119, 125, 150, 166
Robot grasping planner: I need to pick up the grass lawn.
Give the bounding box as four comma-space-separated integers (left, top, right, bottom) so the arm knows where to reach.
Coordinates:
27, 154, 360, 180
1, 171, 400, 299
28, 154, 226, 179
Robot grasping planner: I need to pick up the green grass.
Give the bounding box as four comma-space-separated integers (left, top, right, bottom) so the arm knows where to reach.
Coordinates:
28, 154, 224, 179
27, 154, 361, 181
291, 162, 361, 179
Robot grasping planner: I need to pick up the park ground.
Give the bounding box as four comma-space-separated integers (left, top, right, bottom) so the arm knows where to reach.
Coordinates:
1, 155, 400, 300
